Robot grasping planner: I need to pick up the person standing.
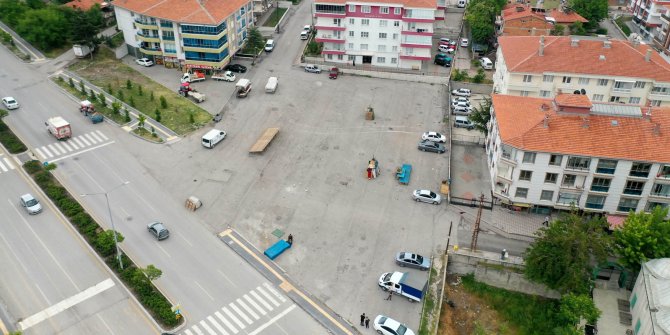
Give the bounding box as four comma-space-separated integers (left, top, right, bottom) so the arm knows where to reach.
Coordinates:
385, 291, 392, 301
365, 316, 370, 328
360, 313, 365, 326
287, 234, 293, 245
543, 216, 550, 226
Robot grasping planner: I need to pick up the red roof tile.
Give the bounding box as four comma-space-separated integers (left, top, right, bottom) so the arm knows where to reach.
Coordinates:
314, 0, 436, 9
547, 9, 588, 23
492, 94, 670, 162
64, 0, 107, 10
501, 6, 546, 21
498, 36, 670, 82
554, 94, 592, 108
113, 0, 248, 25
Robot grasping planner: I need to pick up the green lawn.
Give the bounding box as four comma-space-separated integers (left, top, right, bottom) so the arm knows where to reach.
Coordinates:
263, 8, 288, 27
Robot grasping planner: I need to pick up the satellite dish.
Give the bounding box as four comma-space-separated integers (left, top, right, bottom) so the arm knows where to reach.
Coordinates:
573, 90, 581, 94
581, 88, 586, 95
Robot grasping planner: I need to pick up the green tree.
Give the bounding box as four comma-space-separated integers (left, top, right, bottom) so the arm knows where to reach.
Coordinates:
94, 230, 125, 257
15, 7, 70, 50
558, 293, 601, 327
137, 84, 143, 96
524, 211, 611, 294
570, 21, 588, 35
124, 109, 131, 122
465, 0, 506, 44
68, 77, 75, 88
568, 0, 608, 24
142, 265, 162, 281
138, 114, 146, 128
551, 24, 566, 36
126, 79, 132, 89
160, 96, 167, 109
614, 206, 670, 271
129, 96, 135, 107
150, 91, 154, 101
68, 6, 103, 50
154, 108, 161, 122
472, 68, 486, 83
306, 41, 323, 55
247, 26, 265, 56
0, 0, 29, 27
451, 69, 469, 81
468, 97, 491, 134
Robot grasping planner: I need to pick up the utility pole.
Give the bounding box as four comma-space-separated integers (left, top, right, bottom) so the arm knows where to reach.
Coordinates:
469, 194, 485, 251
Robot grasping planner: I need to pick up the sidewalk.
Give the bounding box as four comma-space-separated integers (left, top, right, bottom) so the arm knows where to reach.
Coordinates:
0, 20, 45, 61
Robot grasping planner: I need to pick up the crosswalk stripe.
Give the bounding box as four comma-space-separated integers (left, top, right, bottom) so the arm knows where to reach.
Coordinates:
34, 148, 46, 160
230, 303, 253, 324
191, 325, 204, 335
207, 315, 229, 335
90, 132, 102, 142
84, 133, 97, 144
54, 143, 68, 155
78, 135, 91, 146
47, 144, 61, 155
60, 141, 74, 152
215, 311, 238, 334
0, 161, 7, 172
40, 146, 54, 158
263, 283, 286, 303
244, 294, 266, 315
236, 298, 259, 320
73, 136, 85, 147
251, 290, 273, 311
256, 286, 280, 307
4, 157, 14, 170
95, 130, 108, 140
199, 320, 217, 335
68, 140, 79, 150
184, 329, 194, 335
223, 306, 245, 329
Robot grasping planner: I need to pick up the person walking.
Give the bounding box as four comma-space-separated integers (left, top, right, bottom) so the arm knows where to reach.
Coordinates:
543, 216, 550, 226
287, 234, 293, 245
385, 291, 392, 301
360, 313, 365, 326
365, 316, 370, 328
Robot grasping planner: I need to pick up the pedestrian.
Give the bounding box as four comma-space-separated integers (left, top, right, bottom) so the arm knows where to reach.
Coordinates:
501, 248, 507, 260
543, 216, 549, 226
365, 316, 370, 328
360, 313, 365, 326
385, 291, 392, 301
287, 234, 293, 245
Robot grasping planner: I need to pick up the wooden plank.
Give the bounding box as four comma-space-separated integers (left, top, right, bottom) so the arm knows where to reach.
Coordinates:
249, 128, 279, 153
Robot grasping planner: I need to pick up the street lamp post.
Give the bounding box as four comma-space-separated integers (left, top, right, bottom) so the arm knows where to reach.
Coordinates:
81, 181, 130, 270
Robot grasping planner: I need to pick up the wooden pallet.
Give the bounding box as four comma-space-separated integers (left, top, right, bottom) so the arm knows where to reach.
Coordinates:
249, 127, 279, 153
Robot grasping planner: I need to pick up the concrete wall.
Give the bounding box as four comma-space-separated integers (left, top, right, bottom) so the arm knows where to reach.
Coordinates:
302, 58, 450, 84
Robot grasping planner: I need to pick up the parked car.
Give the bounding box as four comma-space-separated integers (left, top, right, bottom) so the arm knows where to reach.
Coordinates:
438, 44, 454, 53
452, 100, 471, 109
452, 105, 473, 115
395, 252, 431, 270
20, 193, 42, 215
460, 38, 469, 47
303, 25, 311, 32
225, 64, 247, 73
454, 115, 475, 129
147, 221, 170, 240
304, 64, 321, 73
418, 140, 446, 153
373, 315, 416, 335
421, 131, 446, 143
264, 39, 275, 52
439, 37, 451, 44
434, 54, 452, 67
412, 189, 442, 205
452, 97, 470, 104
329, 67, 339, 79
135, 58, 154, 67
2, 97, 19, 110
451, 88, 471, 97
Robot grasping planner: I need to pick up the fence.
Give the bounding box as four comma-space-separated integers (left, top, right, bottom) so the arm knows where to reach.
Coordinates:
449, 195, 493, 210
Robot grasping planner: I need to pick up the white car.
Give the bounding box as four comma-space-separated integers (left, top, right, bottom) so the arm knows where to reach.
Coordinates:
421, 131, 446, 143
20, 193, 42, 215
460, 38, 469, 47
264, 39, 275, 52
412, 189, 442, 205
452, 96, 470, 104
451, 88, 471, 97
303, 25, 311, 32
438, 44, 455, 53
452, 100, 471, 109
135, 58, 154, 67
373, 315, 415, 335
2, 97, 19, 110
453, 105, 473, 115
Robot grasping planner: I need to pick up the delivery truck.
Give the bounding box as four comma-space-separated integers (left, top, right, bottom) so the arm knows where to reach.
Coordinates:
378, 271, 427, 302
73, 44, 92, 58
265, 77, 278, 93
45, 117, 72, 140
181, 71, 206, 83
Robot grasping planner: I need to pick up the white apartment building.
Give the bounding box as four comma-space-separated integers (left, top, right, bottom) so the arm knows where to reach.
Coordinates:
313, 0, 437, 69
629, 0, 670, 39
494, 35, 670, 107
629, 258, 670, 335
113, 0, 253, 71
486, 94, 670, 215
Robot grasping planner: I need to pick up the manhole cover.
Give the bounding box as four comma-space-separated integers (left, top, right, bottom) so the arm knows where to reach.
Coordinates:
271, 229, 284, 238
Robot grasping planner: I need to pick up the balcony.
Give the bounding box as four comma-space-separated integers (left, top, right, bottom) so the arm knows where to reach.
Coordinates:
590, 186, 610, 193
314, 11, 345, 18
134, 19, 158, 30
401, 16, 434, 23
400, 28, 433, 36
399, 54, 431, 60
322, 48, 346, 55
314, 24, 346, 31
181, 29, 227, 41
139, 46, 163, 56
315, 35, 345, 43
585, 202, 605, 210
499, 153, 516, 166
623, 188, 643, 196
136, 32, 160, 43
182, 43, 228, 54
662, 13, 670, 23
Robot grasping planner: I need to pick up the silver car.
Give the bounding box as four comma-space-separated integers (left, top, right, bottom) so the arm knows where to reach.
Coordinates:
412, 189, 442, 205
418, 140, 445, 153
395, 252, 431, 270
20, 193, 42, 214
147, 221, 170, 240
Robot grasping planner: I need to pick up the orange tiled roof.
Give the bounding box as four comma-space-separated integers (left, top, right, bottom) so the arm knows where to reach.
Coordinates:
501, 6, 546, 21
554, 94, 592, 108
112, 0, 248, 25
498, 36, 670, 82
64, 0, 107, 10
314, 0, 437, 9
492, 94, 670, 163
547, 8, 588, 23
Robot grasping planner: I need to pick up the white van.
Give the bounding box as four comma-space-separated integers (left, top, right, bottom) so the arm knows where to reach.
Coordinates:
265, 77, 278, 93
454, 116, 475, 130
202, 129, 227, 148
480, 57, 493, 70
264, 39, 275, 52
300, 31, 309, 40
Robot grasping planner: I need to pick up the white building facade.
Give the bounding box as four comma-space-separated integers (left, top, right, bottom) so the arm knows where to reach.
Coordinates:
629, 258, 670, 335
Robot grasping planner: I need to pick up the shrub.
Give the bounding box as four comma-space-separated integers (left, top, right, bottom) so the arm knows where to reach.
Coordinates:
129, 96, 135, 107
126, 79, 132, 89
88, 89, 96, 101
124, 109, 131, 122
44, 184, 66, 201
69, 77, 75, 87
0, 120, 28, 153
189, 112, 195, 124
79, 80, 86, 94
117, 90, 124, 101
154, 108, 161, 122
107, 83, 113, 95
160, 96, 167, 109
58, 197, 84, 218
150, 91, 154, 101
138, 84, 143, 96
34, 171, 52, 185
473, 68, 486, 83
95, 230, 125, 257
23, 160, 43, 174
595, 27, 608, 35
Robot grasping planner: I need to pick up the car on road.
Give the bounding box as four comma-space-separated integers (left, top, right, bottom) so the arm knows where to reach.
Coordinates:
417, 140, 445, 153
460, 38, 469, 47
135, 58, 154, 67
225, 64, 247, 73
412, 189, 442, 205
2, 97, 19, 110
304, 64, 321, 73
451, 88, 471, 97
147, 221, 170, 240
395, 252, 431, 270
264, 39, 275, 52
20, 193, 42, 215
329, 67, 339, 79
421, 131, 446, 143
373, 315, 415, 335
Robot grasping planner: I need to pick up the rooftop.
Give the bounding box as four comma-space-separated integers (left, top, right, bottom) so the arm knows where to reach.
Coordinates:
641, 259, 670, 334
112, 0, 248, 25
314, 0, 437, 9
501, 5, 547, 21
498, 36, 670, 82
492, 94, 670, 163
63, 0, 109, 10
546, 8, 588, 23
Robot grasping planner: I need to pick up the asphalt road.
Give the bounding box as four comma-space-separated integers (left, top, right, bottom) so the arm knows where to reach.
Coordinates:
0, 148, 156, 334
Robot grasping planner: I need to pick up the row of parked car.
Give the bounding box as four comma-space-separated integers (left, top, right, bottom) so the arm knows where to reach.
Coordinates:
450, 88, 476, 130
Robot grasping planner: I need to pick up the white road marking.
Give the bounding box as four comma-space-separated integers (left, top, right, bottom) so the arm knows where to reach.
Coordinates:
73, 136, 85, 147
84, 133, 97, 144
263, 283, 286, 302
34, 148, 46, 160
207, 315, 229, 335
60, 141, 73, 152
47, 144, 60, 155
191, 325, 204, 335
53, 143, 67, 155
215, 311, 238, 334
256, 286, 280, 307
68, 140, 79, 150
90, 132, 102, 142
40, 146, 53, 158
18, 279, 115, 330
50, 141, 115, 163
223, 307, 245, 329
236, 298, 259, 320
199, 320, 217, 335
77, 135, 91, 146
247, 305, 297, 335
251, 290, 273, 311
230, 303, 253, 324
4, 157, 15, 170
0, 161, 7, 172
96, 130, 108, 140
194, 281, 215, 301
184, 330, 194, 335
244, 294, 266, 315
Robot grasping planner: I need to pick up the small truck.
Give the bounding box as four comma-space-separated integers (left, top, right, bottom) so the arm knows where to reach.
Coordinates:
73, 44, 92, 58
236, 78, 252, 98
212, 70, 236, 82
378, 271, 427, 302
179, 82, 206, 103
181, 71, 206, 83
45, 117, 72, 140
79, 100, 104, 124
265, 77, 278, 93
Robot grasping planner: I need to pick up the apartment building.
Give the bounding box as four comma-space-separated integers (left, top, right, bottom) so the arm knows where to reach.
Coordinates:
113, 0, 253, 71
313, 0, 437, 69
630, 0, 670, 39
497, 5, 552, 36
494, 35, 670, 107
630, 258, 670, 335
486, 94, 670, 215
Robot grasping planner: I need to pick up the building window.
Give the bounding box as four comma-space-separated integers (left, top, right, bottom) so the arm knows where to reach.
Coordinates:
647, 201, 669, 211
380, 6, 389, 14
609, 96, 621, 103
557, 192, 580, 205
634, 81, 646, 89
630, 162, 652, 178
543, 75, 554, 82
379, 32, 387, 38
392, 45, 398, 51
629, 97, 641, 104
593, 94, 604, 101
394, 20, 400, 26
348, 55, 355, 61
519, 170, 533, 181
362, 5, 371, 13
596, 159, 617, 174
522, 152, 536, 164
377, 57, 386, 63
540, 90, 551, 97
651, 183, 670, 197
326, 54, 333, 59
348, 43, 354, 49
349, 18, 355, 24
618, 198, 639, 212
659, 165, 670, 178
349, 4, 355, 12
349, 31, 355, 37
549, 154, 562, 166
562, 174, 577, 187
578, 77, 590, 85
562, 76, 571, 83
394, 7, 401, 14
392, 33, 398, 39
391, 58, 397, 64
378, 45, 386, 52
380, 20, 388, 27
540, 190, 554, 201
545, 173, 558, 183
651, 99, 662, 106
597, 78, 608, 86
361, 32, 368, 38
652, 86, 670, 95
591, 178, 611, 192
585, 195, 606, 209
566, 156, 590, 170
515, 187, 529, 198
333, 18, 341, 25
362, 19, 370, 26
523, 75, 532, 83
623, 180, 645, 195
360, 44, 368, 50
520, 91, 530, 96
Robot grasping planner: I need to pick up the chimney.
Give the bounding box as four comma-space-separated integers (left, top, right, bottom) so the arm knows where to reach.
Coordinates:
599, 55, 606, 61
581, 117, 590, 129
645, 49, 652, 62
603, 40, 612, 48
543, 114, 550, 128
571, 38, 579, 47
531, 27, 536, 36
516, 6, 524, 12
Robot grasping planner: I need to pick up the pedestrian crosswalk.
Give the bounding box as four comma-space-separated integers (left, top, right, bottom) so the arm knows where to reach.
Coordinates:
181, 283, 290, 335
0, 154, 16, 175
35, 130, 111, 161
